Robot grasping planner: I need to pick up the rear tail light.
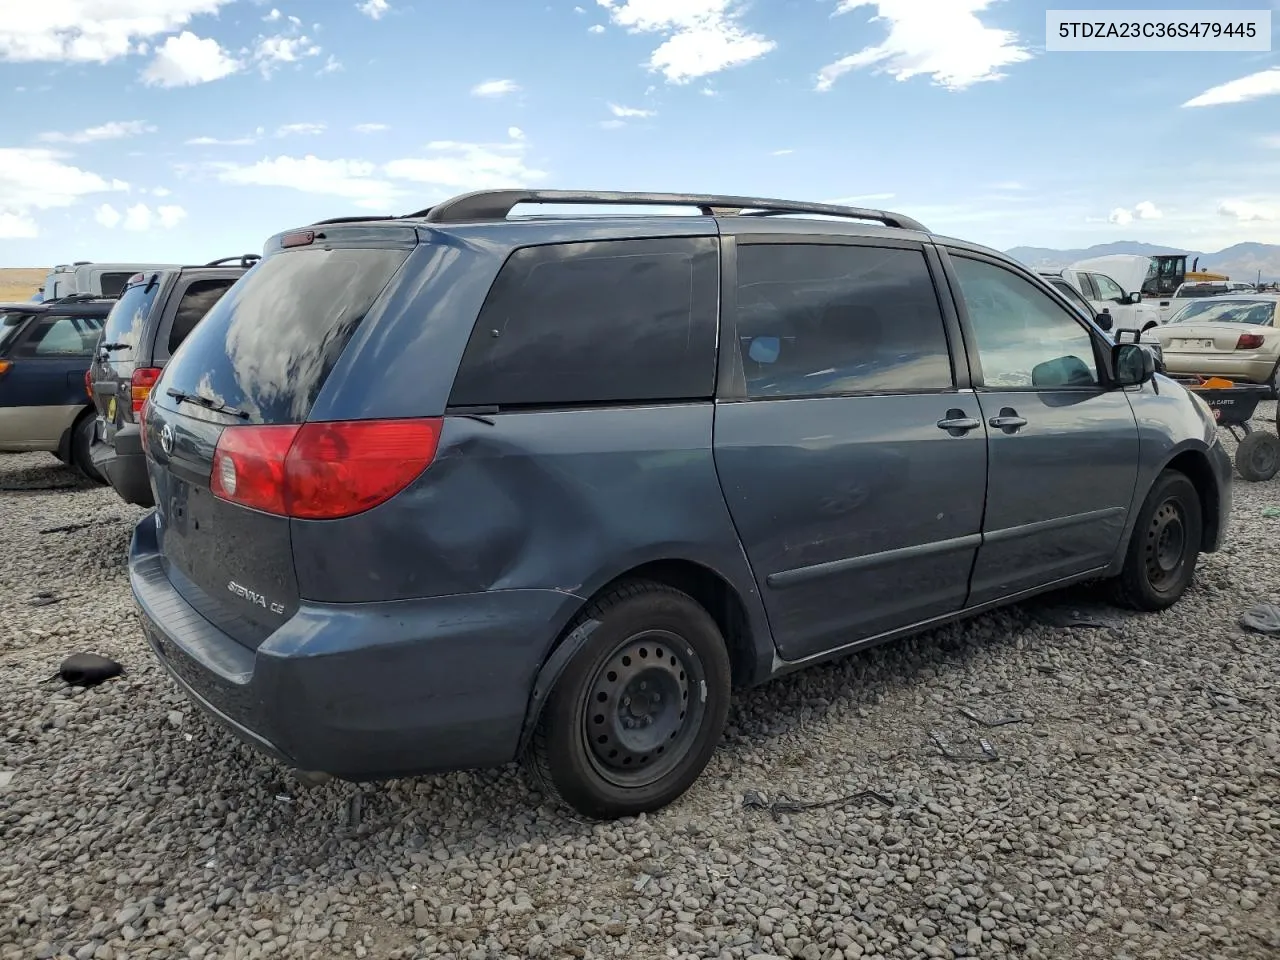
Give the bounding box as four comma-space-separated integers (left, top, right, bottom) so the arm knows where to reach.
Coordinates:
130, 367, 161, 416
1235, 333, 1265, 350
210, 418, 442, 519
0, 360, 10, 379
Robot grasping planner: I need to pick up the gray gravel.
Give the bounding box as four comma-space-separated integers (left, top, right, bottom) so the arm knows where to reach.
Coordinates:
2, 415, 1279, 960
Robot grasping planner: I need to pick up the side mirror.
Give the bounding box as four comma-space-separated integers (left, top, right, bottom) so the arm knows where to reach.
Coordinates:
1113, 342, 1156, 387
1128, 291, 1144, 305
1094, 312, 1114, 332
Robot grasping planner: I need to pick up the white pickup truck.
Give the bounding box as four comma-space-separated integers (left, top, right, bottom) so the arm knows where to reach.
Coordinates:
1041, 255, 1162, 335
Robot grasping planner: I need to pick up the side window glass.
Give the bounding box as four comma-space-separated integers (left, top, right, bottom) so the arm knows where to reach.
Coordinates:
1051, 280, 1093, 320
1092, 273, 1125, 301
169, 279, 237, 353
28, 315, 103, 356
1075, 274, 1098, 299
449, 237, 719, 408
733, 244, 953, 399
952, 257, 1100, 390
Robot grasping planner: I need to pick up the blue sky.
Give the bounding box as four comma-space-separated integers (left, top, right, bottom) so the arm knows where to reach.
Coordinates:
2, 0, 1279, 266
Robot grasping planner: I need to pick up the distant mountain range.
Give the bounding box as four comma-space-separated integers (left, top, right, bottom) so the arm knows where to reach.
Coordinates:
1005, 241, 1280, 282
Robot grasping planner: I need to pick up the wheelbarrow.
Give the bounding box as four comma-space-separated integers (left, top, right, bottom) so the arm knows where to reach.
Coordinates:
1175, 376, 1279, 482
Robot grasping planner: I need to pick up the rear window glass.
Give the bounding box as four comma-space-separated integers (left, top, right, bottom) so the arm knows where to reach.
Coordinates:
159, 246, 409, 424
1176, 285, 1228, 299
23, 315, 104, 356
101, 279, 165, 358
449, 237, 719, 408
99, 272, 135, 298
1171, 300, 1276, 325
168, 278, 237, 353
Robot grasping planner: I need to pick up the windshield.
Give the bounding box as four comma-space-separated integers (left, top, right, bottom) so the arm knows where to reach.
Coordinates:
1176, 284, 1228, 299
1171, 300, 1276, 325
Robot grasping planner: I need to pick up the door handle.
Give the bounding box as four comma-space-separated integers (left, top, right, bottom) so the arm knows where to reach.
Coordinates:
989, 407, 1028, 433
937, 408, 981, 436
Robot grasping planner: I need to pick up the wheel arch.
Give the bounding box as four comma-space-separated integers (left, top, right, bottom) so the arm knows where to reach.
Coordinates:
1160, 447, 1223, 553
517, 557, 771, 756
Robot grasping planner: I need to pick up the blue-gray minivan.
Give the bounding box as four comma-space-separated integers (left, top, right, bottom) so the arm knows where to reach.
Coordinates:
129, 191, 1232, 818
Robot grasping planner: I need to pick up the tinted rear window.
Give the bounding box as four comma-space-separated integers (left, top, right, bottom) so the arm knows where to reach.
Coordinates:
101, 280, 165, 358
159, 246, 409, 424
449, 237, 719, 408
168, 277, 237, 353
99, 272, 135, 298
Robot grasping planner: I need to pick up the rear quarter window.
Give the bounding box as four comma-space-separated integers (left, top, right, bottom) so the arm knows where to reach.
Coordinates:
448, 237, 719, 408
101, 281, 165, 358
168, 277, 238, 353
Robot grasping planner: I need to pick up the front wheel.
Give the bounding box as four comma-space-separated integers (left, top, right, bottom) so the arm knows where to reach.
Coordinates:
523, 581, 731, 819
1112, 471, 1202, 611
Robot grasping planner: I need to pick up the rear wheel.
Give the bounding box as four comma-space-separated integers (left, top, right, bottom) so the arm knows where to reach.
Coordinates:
1113, 471, 1202, 611
1236, 430, 1280, 482
71, 412, 106, 485
523, 581, 731, 819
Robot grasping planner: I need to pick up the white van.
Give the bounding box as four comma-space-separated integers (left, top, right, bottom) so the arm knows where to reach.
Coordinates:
43, 262, 182, 300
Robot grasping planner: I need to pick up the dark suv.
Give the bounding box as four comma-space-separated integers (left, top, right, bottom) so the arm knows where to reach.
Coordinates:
1, 297, 115, 480
130, 191, 1232, 819
89, 257, 259, 505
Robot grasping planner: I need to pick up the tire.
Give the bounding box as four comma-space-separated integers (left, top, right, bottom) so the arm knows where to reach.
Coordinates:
1236, 430, 1280, 482
523, 581, 731, 820
1112, 471, 1203, 611
71, 412, 107, 485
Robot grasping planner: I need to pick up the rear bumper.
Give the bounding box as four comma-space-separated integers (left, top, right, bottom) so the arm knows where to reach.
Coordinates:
1161, 355, 1277, 384
91, 422, 153, 506
129, 512, 574, 780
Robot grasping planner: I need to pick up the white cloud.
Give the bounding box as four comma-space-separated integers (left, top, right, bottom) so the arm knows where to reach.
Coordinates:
38, 120, 156, 144
1219, 199, 1278, 222
384, 134, 546, 192
152, 186, 172, 197
817, 0, 1030, 93
0, 211, 38, 238
123, 203, 153, 231
589, 24, 606, 33
141, 31, 240, 87
472, 78, 520, 97
357, 0, 390, 19
276, 122, 326, 137
216, 155, 400, 210
265, 8, 282, 21
608, 102, 655, 118
0, 148, 127, 218
1261, 134, 1280, 149
354, 123, 389, 133
597, 0, 774, 83
95, 203, 122, 228
318, 55, 342, 74
575, 5, 586, 12
186, 134, 257, 146
771, 148, 794, 156
508, 126, 525, 141
0, 0, 233, 64
254, 32, 322, 75
1107, 201, 1162, 226
1184, 68, 1280, 108
157, 204, 187, 228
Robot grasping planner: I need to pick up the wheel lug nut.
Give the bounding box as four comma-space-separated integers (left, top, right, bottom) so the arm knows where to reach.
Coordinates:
623, 696, 631, 707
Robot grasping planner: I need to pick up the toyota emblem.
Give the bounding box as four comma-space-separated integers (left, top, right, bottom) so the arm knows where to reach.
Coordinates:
160, 422, 175, 455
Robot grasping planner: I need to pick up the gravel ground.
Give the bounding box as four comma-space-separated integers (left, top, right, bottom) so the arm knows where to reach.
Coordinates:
2, 414, 1278, 960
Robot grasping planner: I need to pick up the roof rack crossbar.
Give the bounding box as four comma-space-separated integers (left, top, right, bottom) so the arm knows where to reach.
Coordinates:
204, 254, 262, 268
419, 190, 928, 232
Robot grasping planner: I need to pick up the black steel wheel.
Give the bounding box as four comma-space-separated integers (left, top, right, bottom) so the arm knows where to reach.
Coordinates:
1236, 430, 1280, 482
1113, 470, 1202, 611
524, 581, 731, 819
